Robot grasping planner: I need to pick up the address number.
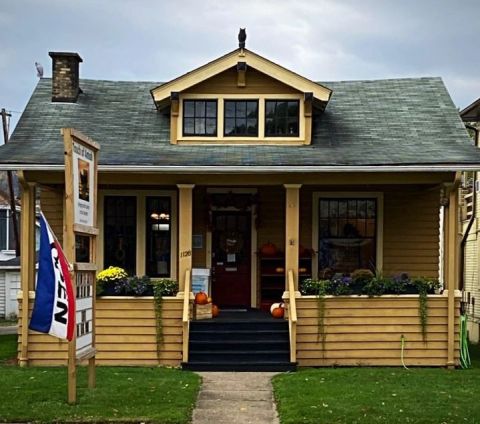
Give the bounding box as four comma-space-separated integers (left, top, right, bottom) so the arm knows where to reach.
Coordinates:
180, 250, 192, 258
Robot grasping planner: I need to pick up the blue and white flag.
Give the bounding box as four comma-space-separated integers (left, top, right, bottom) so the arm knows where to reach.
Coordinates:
29, 213, 75, 341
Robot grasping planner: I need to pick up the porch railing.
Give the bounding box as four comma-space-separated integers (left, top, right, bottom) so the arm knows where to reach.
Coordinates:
287, 269, 297, 363
182, 269, 192, 363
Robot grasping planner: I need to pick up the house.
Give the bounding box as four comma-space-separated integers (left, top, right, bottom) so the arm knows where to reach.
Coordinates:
0, 36, 478, 369
460, 98, 480, 343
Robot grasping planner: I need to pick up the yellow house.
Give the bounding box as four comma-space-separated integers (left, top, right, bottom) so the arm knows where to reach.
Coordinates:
0, 37, 478, 370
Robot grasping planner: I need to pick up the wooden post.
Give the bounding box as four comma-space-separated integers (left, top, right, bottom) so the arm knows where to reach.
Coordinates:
284, 184, 301, 291
177, 184, 194, 292
170, 92, 179, 145
446, 182, 460, 368
18, 172, 36, 367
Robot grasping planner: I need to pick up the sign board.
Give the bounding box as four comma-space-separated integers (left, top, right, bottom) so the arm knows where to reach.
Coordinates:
72, 141, 95, 227
192, 268, 210, 295
63, 128, 100, 404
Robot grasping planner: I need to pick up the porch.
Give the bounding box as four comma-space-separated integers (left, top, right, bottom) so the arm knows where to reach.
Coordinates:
17, 170, 462, 368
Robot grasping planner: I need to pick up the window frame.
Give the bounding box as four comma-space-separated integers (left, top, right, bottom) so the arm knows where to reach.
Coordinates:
223, 99, 259, 137
182, 99, 218, 137
264, 99, 300, 137
98, 189, 178, 280
311, 192, 384, 280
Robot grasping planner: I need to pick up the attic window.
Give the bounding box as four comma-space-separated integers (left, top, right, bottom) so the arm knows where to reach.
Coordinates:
265, 100, 299, 137
183, 100, 217, 136
224, 100, 258, 137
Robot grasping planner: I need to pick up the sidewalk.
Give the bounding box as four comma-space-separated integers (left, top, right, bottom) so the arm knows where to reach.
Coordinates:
193, 372, 279, 424
0, 325, 17, 335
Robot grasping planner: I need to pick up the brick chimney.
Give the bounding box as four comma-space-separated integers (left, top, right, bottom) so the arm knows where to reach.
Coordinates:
48, 52, 83, 102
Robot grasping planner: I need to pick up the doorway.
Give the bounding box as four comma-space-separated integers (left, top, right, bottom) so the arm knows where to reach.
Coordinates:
211, 211, 251, 308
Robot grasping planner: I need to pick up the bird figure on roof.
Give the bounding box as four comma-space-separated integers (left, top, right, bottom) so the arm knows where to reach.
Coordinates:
238, 28, 246, 49
35, 62, 43, 78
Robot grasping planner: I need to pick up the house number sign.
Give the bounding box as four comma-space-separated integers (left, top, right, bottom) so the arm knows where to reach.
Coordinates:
180, 250, 192, 258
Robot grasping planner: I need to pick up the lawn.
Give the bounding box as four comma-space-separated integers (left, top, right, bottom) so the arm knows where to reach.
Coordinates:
273, 344, 480, 424
0, 335, 201, 424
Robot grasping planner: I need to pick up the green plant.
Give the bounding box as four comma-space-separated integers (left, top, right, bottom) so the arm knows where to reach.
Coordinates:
410, 277, 440, 341
115, 275, 151, 296
362, 276, 394, 297
152, 279, 179, 358
351, 268, 374, 284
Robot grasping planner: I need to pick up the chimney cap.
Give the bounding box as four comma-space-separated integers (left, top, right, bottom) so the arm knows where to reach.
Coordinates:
48, 52, 83, 62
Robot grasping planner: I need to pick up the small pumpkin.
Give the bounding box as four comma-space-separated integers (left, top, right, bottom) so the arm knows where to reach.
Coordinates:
195, 292, 209, 305
260, 242, 277, 257
211, 304, 219, 317
271, 305, 284, 319
207, 296, 213, 304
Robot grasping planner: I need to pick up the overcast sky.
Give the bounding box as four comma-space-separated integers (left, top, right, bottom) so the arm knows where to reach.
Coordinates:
1, 0, 479, 134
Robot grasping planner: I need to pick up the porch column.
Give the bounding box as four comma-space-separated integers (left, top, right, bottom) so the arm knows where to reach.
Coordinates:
177, 184, 194, 292
284, 184, 301, 291
445, 182, 460, 368
18, 173, 36, 367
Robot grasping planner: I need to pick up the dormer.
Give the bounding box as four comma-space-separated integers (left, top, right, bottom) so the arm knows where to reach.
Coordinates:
151, 34, 332, 145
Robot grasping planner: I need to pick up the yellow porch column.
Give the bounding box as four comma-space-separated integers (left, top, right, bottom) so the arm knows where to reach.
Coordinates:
284, 184, 301, 291
446, 183, 460, 368
18, 174, 36, 367
177, 184, 194, 292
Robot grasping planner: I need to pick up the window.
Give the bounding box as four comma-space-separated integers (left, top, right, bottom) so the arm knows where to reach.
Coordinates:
104, 196, 136, 275
265, 100, 299, 136
224, 100, 258, 136
146, 197, 171, 277
318, 198, 377, 274
183, 100, 217, 136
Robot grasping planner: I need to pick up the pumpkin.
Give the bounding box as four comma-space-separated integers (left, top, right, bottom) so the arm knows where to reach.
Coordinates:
271, 304, 285, 319
195, 292, 209, 305
270, 302, 284, 313
260, 242, 277, 257
211, 304, 219, 317
207, 296, 213, 304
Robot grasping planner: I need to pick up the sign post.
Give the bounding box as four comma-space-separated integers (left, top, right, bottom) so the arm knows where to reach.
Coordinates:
62, 128, 100, 404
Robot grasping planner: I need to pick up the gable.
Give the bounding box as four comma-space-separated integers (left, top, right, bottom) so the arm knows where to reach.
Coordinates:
184, 66, 301, 95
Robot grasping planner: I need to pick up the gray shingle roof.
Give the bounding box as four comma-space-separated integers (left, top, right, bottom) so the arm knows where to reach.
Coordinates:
0, 76, 478, 168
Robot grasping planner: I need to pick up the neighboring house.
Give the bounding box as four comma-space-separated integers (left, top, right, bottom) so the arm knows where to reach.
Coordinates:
0, 39, 479, 369
460, 98, 480, 343
0, 189, 19, 261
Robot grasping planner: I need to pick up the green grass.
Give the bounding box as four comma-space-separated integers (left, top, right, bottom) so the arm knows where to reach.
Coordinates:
0, 334, 17, 362
273, 344, 480, 424
0, 335, 200, 423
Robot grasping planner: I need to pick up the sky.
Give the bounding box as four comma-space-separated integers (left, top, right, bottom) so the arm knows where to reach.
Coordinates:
1, 0, 479, 135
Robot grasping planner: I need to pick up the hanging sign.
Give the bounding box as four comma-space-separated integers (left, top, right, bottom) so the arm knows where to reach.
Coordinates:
72, 141, 95, 227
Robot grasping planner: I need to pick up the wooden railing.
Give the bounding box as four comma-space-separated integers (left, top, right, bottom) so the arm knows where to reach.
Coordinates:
182, 269, 192, 363
287, 269, 297, 363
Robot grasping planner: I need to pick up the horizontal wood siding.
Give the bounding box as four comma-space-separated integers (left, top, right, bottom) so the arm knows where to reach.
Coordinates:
17, 297, 183, 367
39, 188, 64, 245
293, 295, 460, 367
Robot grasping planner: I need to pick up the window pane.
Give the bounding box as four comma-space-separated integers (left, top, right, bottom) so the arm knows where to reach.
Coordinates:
184, 101, 194, 117
236, 101, 246, 117
195, 101, 205, 117
104, 196, 136, 275
235, 118, 247, 134
265, 101, 275, 117
247, 118, 258, 135
225, 101, 235, 118
184, 118, 194, 135
288, 101, 299, 117
146, 197, 171, 277
206, 118, 217, 135
287, 118, 299, 136
0, 210, 7, 250
265, 118, 275, 135
265, 100, 299, 137
225, 118, 235, 135
276, 101, 288, 116
206, 101, 217, 118
195, 118, 205, 134
247, 101, 257, 117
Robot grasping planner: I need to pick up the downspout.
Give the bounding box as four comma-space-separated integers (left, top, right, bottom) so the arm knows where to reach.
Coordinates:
460, 124, 479, 305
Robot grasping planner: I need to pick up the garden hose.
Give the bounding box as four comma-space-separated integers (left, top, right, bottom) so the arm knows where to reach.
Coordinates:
400, 334, 410, 370
459, 314, 471, 369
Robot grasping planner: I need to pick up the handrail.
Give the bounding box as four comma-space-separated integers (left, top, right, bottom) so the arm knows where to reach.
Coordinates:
287, 269, 297, 363
182, 269, 191, 363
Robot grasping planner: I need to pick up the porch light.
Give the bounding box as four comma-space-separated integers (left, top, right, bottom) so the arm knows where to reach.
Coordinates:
151, 211, 170, 231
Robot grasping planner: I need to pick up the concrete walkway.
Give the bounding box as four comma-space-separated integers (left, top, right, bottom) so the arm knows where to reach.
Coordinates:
0, 325, 17, 335
192, 372, 279, 424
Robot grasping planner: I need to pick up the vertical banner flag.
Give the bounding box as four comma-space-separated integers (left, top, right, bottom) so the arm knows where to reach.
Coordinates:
29, 213, 75, 341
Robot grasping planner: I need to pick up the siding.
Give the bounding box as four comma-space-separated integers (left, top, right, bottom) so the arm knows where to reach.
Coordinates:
0, 271, 5, 318
5, 271, 21, 317
18, 297, 184, 367
292, 295, 460, 366
39, 187, 64, 245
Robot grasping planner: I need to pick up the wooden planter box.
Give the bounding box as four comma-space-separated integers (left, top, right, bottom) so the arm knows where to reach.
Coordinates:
194, 303, 212, 320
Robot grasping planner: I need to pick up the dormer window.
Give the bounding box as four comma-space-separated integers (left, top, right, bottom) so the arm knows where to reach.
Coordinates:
224, 100, 258, 137
183, 100, 217, 136
265, 100, 299, 137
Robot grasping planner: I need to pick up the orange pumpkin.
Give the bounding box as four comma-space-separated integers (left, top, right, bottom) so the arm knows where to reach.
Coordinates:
271, 306, 284, 319
211, 304, 219, 317
195, 292, 209, 305
260, 242, 277, 257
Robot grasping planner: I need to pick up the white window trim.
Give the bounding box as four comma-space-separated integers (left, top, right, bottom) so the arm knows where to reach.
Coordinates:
98, 189, 178, 280
312, 192, 384, 279
177, 93, 305, 144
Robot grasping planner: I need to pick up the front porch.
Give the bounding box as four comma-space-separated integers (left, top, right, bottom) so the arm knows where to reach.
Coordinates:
17, 170, 462, 368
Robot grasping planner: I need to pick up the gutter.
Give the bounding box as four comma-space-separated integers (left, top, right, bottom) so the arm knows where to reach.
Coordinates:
1, 164, 480, 173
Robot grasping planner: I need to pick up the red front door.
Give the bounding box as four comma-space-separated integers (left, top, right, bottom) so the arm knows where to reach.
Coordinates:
211, 211, 251, 308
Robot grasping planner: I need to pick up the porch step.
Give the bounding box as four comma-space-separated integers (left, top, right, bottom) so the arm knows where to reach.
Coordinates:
183, 315, 296, 372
